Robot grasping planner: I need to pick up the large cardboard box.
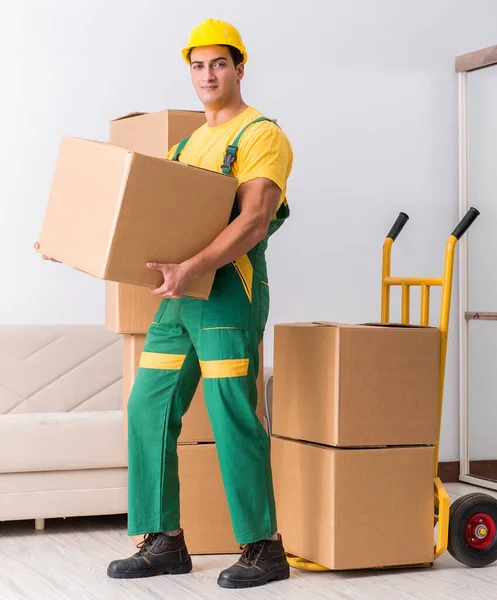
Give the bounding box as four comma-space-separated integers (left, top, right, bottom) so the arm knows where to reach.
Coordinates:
122, 334, 266, 441
271, 436, 435, 570
131, 443, 239, 554
38, 136, 236, 299
272, 322, 440, 447
106, 109, 207, 334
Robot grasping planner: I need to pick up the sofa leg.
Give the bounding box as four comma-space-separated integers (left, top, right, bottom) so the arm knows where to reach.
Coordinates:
35, 518, 45, 531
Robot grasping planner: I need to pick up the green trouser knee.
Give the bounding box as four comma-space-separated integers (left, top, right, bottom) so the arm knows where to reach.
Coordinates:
126, 256, 277, 544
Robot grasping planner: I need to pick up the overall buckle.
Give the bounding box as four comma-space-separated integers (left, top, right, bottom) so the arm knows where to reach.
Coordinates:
221, 145, 238, 171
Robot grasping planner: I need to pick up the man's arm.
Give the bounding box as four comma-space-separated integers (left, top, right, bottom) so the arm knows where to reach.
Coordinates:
147, 177, 281, 298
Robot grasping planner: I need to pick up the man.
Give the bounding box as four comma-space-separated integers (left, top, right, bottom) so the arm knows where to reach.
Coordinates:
37, 18, 293, 590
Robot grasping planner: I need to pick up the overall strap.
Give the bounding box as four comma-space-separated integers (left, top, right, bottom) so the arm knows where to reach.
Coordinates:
221, 117, 279, 175
171, 136, 191, 161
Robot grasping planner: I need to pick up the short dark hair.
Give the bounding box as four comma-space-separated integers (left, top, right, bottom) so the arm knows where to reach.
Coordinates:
221, 45, 244, 66
187, 45, 244, 67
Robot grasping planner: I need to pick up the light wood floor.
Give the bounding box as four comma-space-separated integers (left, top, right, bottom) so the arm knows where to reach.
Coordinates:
1, 483, 497, 600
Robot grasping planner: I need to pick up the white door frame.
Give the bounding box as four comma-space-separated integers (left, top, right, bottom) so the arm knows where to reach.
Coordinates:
457, 46, 497, 490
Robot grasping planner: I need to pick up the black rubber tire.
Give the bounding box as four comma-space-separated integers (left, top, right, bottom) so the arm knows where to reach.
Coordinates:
448, 493, 497, 567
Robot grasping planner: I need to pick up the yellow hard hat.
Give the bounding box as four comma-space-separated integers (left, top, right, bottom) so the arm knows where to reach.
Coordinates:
182, 18, 248, 64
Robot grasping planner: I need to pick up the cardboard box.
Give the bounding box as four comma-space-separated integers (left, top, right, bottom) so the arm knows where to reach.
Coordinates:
110, 109, 206, 160
106, 109, 207, 333
271, 436, 434, 570
106, 282, 161, 335
122, 334, 266, 441
130, 443, 239, 554
38, 136, 237, 299
272, 322, 440, 447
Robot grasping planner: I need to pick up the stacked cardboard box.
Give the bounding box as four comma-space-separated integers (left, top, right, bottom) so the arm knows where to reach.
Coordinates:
271, 322, 440, 570
105, 109, 211, 319
108, 110, 264, 555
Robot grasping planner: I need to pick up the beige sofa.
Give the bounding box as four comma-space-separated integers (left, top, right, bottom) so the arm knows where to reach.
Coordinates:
0, 325, 128, 530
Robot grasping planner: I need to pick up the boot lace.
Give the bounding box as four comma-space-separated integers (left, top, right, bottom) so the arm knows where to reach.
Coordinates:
135, 533, 160, 556
239, 541, 264, 566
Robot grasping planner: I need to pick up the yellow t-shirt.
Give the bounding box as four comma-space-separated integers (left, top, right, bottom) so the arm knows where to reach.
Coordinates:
166, 106, 293, 211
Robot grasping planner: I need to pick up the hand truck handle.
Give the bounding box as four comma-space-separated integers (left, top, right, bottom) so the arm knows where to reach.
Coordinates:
451, 207, 480, 240
387, 212, 409, 241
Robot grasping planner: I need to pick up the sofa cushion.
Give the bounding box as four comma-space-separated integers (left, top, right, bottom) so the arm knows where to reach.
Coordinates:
0, 468, 128, 520
0, 411, 127, 473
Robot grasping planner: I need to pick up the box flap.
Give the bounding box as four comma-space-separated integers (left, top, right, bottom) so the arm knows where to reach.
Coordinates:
361, 322, 438, 330
63, 136, 134, 155
312, 321, 361, 329
275, 321, 438, 331
313, 321, 437, 330
172, 109, 205, 115
111, 112, 148, 123
274, 321, 359, 329
111, 109, 205, 124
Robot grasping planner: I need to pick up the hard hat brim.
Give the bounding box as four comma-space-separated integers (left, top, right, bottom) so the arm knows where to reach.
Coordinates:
182, 44, 247, 65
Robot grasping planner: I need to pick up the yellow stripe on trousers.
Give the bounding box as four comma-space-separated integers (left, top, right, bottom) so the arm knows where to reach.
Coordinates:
200, 358, 250, 379
232, 254, 253, 302
139, 352, 186, 370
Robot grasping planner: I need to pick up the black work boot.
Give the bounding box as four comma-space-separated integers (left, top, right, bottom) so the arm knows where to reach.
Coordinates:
107, 530, 192, 579
217, 534, 290, 589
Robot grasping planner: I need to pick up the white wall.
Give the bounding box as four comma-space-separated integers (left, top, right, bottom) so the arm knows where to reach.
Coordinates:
1, 0, 496, 461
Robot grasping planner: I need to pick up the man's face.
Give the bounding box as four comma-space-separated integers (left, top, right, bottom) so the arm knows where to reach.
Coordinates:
190, 45, 244, 108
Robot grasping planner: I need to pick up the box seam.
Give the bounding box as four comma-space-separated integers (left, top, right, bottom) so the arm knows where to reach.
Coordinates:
104, 151, 134, 278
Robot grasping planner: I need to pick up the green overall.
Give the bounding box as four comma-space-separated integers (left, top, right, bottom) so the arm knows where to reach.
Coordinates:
126, 118, 290, 544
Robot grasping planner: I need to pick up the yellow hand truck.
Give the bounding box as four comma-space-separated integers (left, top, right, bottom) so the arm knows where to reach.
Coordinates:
287, 207, 497, 571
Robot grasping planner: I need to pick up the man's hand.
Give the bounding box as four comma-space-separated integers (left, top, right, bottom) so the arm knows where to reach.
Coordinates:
33, 242, 61, 263
147, 262, 195, 299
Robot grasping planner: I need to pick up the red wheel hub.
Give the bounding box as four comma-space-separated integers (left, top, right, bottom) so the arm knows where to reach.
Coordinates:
466, 513, 496, 549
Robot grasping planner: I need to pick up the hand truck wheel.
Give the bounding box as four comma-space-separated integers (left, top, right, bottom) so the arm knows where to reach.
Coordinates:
448, 493, 497, 567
